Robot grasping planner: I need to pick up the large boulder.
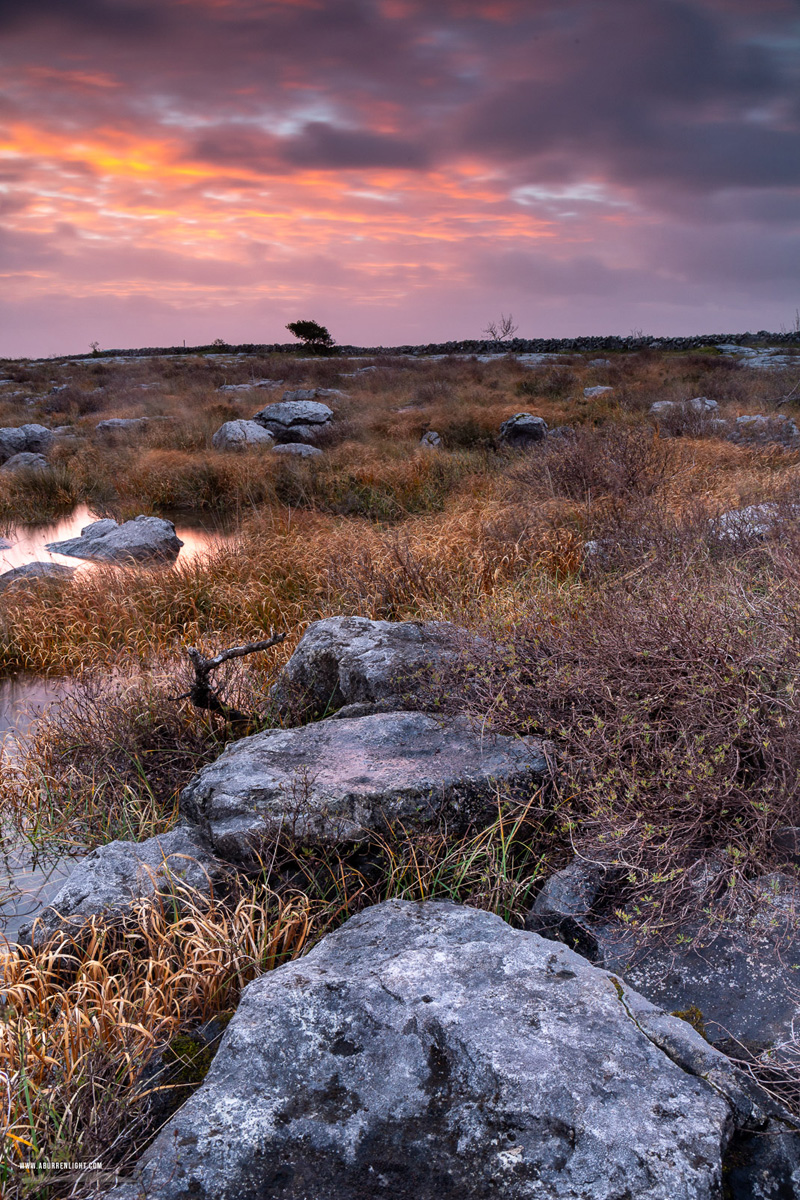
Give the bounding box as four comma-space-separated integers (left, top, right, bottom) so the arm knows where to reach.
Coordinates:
0, 561, 75, 592
180, 711, 547, 860
0, 451, 50, 473
498, 412, 548, 446
528, 860, 800, 1059
18, 826, 222, 947
45, 515, 184, 563
211, 420, 275, 451
0, 423, 54, 463
251, 399, 334, 444
271, 616, 470, 719
595, 872, 800, 1059
101, 900, 797, 1200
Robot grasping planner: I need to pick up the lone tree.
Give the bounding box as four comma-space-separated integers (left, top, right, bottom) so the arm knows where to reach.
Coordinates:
285, 319, 336, 355
482, 313, 519, 343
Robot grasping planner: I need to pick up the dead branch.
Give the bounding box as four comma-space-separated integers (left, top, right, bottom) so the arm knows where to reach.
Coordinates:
182, 632, 288, 732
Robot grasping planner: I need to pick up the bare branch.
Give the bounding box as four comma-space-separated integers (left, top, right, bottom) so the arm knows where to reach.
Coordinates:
183, 632, 288, 730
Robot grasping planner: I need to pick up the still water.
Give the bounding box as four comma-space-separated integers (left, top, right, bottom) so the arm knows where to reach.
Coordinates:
0, 507, 235, 943
0, 504, 232, 574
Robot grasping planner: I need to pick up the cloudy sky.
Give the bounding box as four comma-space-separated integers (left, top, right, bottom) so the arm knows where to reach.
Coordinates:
1, 0, 798, 355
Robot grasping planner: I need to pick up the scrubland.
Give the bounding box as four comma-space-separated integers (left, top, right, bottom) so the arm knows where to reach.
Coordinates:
1, 344, 800, 1193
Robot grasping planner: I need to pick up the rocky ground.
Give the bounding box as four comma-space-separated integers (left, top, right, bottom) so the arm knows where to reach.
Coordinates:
1, 340, 800, 1197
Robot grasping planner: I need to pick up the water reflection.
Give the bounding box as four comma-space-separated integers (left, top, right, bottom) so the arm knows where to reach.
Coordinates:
0, 505, 233, 574
0, 675, 78, 943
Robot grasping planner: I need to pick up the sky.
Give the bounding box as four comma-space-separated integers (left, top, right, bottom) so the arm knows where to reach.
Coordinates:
1, 0, 799, 356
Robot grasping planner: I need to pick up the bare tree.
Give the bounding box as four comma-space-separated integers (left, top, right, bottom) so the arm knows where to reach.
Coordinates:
482, 313, 519, 342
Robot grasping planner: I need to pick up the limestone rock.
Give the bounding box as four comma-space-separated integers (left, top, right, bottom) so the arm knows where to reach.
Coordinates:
180, 712, 547, 859
729, 413, 800, 447
95, 417, 149, 434
18, 827, 222, 947
583, 385, 614, 398
270, 616, 469, 719
271, 442, 323, 458
102, 900, 789, 1200
498, 412, 548, 446
211, 420, 275, 450
0, 561, 75, 591
0, 451, 50, 473
525, 859, 605, 961
251, 399, 334, 443
593, 873, 800, 1058
712, 502, 783, 541
0, 423, 54, 463
46, 515, 184, 563
420, 430, 441, 447
650, 396, 718, 416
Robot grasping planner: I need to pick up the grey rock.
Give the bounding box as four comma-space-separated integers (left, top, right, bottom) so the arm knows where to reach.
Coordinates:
729, 413, 800, 446
280, 388, 320, 401
271, 442, 323, 458
707, 418, 731, 435
211, 420, 275, 451
102, 900, 786, 1200
593, 873, 800, 1058
0, 561, 75, 591
270, 616, 470, 719
95, 417, 149, 434
688, 395, 719, 413
19, 827, 222, 947
46, 515, 184, 563
420, 430, 441, 447
217, 379, 283, 392
525, 859, 605, 960
650, 398, 718, 417
583, 385, 614, 397
712, 502, 783, 541
0, 451, 50, 473
588, 357, 612, 367
180, 711, 547, 859
251, 399, 334, 443
0, 423, 54, 463
498, 412, 548, 446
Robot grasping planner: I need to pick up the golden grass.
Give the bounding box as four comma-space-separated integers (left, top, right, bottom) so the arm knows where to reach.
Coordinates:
1, 886, 314, 1196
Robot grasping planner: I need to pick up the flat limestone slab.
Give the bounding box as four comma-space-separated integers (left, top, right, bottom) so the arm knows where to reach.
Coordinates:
181, 711, 548, 858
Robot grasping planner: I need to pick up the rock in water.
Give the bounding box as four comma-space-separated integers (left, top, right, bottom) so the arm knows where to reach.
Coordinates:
211, 420, 275, 450
18, 826, 222, 947
45, 515, 184, 563
0, 562, 75, 591
271, 615, 470, 719
102, 900, 787, 1200
180, 711, 547, 859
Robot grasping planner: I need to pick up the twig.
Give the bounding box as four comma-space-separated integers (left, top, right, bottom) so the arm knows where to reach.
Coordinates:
182, 632, 288, 730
